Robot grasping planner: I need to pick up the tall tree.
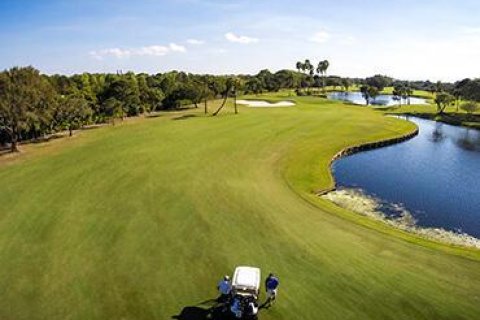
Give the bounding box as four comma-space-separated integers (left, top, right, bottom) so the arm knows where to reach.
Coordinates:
137, 74, 164, 112
0, 66, 56, 152
434, 92, 455, 114
341, 78, 351, 92
460, 101, 478, 118
55, 94, 92, 136
435, 81, 443, 94
360, 85, 379, 106
392, 85, 403, 107
316, 60, 330, 93
102, 97, 124, 125
295, 61, 303, 73
213, 78, 235, 116
366, 75, 392, 91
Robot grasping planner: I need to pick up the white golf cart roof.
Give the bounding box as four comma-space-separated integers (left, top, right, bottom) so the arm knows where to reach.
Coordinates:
232, 266, 261, 296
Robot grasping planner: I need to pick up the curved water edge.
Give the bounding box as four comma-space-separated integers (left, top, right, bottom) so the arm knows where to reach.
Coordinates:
318, 117, 480, 249
316, 124, 419, 195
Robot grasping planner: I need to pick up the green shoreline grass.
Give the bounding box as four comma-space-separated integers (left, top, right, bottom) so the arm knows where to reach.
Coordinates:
1, 95, 479, 320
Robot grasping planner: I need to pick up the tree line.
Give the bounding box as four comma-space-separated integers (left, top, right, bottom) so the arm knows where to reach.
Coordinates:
1, 65, 479, 152
0, 66, 298, 152
0, 65, 364, 152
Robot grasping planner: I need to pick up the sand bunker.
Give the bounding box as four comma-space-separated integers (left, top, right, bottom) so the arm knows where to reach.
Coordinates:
236, 100, 295, 107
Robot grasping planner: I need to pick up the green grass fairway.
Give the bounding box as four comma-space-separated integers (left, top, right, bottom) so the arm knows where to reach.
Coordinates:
1, 95, 479, 320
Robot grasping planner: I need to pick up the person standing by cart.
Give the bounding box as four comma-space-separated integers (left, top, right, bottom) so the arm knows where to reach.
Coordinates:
217, 275, 232, 303
263, 273, 279, 309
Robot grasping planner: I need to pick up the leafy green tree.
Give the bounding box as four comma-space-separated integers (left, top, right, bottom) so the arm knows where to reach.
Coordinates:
341, 78, 351, 92
360, 85, 379, 105
393, 83, 413, 106
275, 70, 296, 89
102, 97, 124, 125
366, 75, 392, 91
257, 69, 280, 92
434, 92, 455, 114
103, 76, 142, 116
455, 78, 480, 102
137, 75, 164, 112
452, 88, 461, 112
435, 81, 443, 94
403, 84, 413, 105
0, 66, 55, 152
245, 77, 263, 95
460, 101, 479, 117
392, 85, 403, 106
55, 95, 92, 136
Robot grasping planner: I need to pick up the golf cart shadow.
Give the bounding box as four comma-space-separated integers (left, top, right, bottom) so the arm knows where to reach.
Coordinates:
172, 304, 229, 320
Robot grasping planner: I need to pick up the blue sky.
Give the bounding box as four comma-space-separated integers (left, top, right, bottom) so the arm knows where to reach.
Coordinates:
1, 0, 480, 81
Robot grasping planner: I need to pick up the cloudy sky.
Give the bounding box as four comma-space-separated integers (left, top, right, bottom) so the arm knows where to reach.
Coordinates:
1, 0, 480, 81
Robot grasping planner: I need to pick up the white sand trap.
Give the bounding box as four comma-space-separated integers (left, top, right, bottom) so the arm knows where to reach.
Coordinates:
236, 100, 295, 107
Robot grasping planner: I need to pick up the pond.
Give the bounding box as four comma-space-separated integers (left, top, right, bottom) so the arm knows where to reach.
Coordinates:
328, 91, 428, 106
332, 117, 480, 238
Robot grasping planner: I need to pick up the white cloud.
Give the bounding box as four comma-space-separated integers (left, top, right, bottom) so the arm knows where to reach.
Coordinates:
309, 30, 331, 43
338, 35, 357, 46
168, 43, 187, 52
89, 43, 186, 60
187, 39, 205, 45
225, 32, 259, 44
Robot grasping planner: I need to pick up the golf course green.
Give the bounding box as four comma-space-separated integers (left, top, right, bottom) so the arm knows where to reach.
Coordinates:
1, 94, 479, 320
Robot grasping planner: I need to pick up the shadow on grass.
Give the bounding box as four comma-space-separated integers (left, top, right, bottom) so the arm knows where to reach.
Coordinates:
172, 297, 237, 320
172, 114, 197, 121
172, 306, 232, 320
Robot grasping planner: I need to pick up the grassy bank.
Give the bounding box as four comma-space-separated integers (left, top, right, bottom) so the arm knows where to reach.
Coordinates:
380, 102, 480, 129
0, 95, 479, 320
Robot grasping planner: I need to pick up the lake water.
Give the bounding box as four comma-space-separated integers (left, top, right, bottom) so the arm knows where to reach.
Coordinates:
328, 91, 428, 106
332, 117, 480, 238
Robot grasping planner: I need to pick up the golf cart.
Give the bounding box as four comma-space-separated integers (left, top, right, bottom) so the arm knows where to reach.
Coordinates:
229, 266, 261, 319
232, 266, 261, 298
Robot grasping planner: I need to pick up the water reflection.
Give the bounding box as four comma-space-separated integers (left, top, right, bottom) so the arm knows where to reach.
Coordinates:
430, 123, 446, 143
455, 129, 480, 152
328, 91, 428, 106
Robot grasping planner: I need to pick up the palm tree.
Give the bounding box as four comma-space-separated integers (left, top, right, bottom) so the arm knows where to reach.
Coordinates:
453, 88, 461, 112
435, 81, 443, 94
317, 60, 330, 93
392, 86, 402, 107
295, 61, 303, 73
405, 86, 413, 105
303, 59, 314, 92
360, 85, 379, 106
304, 59, 312, 73
341, 78, 351, 93
295, 61, 304, 92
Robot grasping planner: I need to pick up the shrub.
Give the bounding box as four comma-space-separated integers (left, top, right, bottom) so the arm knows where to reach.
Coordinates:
460, 101, 479, 115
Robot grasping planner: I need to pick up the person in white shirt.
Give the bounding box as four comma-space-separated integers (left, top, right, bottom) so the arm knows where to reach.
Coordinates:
246, 300, 259, 319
